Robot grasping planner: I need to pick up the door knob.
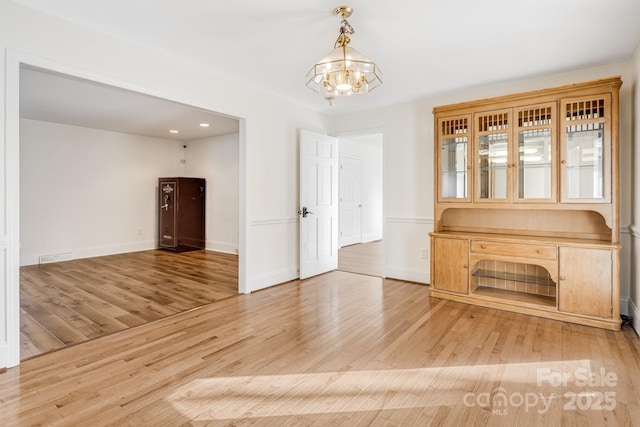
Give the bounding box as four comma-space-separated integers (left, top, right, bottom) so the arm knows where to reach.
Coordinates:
298, 207, 314, 218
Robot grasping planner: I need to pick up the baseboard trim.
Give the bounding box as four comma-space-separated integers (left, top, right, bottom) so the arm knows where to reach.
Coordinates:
0, 342, 11, 369
247, 266, 298, 293
20, 241, 157, 266
362, 234, 383, 243
206, 241, 238, 255
385, 265, 429, 284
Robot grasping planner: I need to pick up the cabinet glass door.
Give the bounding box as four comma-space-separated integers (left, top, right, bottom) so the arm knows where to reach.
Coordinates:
438, 116, 470, 201
561, 95, 611, 203
515, 104, 556, 201
476, 110, 510, 201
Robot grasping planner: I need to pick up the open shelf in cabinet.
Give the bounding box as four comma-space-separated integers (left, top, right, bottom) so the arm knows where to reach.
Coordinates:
472, 286, 556, 308
470, 259, 557, 308
472, 268, 556, 286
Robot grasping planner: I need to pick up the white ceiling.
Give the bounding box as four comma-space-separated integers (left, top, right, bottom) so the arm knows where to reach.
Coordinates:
20, 66, 239, 140
14, 0, 640, 138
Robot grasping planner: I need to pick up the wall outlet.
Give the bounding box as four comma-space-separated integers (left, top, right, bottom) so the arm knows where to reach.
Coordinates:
420, 248, 428, 259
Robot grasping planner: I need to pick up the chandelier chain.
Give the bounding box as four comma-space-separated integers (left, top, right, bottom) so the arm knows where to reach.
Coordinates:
334, 19, 354, 49
340, 19, 354, 36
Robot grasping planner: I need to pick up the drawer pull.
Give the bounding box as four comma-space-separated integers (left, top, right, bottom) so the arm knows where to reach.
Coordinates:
463, 264, 468, 269
480, 245, 487, 249
560, 276, 566, 281
536, 249, 543, 254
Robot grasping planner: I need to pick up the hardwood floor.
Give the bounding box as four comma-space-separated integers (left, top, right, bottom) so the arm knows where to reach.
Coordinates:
2, 270, 639, 426
338, 240, 383, 277
19, 250, 238, 360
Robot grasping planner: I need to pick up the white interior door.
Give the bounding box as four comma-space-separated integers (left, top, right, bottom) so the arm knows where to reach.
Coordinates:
299, 129, 338, 279
339, 155, 362, 247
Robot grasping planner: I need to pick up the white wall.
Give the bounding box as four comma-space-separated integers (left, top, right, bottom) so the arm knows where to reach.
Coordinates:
19, 119, 184, 266
328, 62, 636, 293
0, 0, 328, 367
630, 42, 640, 334
339, 134, 383, 243
19, 120, 241, 266
184, 133, 239, 254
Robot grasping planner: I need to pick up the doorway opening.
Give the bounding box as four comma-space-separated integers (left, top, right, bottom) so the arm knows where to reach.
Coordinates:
13, 62, 244, 361
337, 132, 384, 277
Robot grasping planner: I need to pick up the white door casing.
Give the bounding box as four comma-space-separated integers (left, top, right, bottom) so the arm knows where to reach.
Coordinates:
339, 155, 362, 247
299, 130, 338, 280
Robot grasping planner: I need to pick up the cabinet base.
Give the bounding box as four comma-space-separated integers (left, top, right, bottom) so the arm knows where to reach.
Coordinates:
429, 288, 621, 331
159, 245, 204, 253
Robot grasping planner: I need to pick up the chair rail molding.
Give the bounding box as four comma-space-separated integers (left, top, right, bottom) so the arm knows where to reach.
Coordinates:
386, 217, 434, 225
251, 218, 298, 226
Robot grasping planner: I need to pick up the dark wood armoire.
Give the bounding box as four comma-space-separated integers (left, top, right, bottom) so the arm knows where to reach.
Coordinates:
158, 177, 206, 252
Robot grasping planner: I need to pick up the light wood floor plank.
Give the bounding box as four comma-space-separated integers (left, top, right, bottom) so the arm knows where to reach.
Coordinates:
2, 271, 640, 425
18, 309, 65, 357
19, 249, 238, 360
338, 240, 383, 277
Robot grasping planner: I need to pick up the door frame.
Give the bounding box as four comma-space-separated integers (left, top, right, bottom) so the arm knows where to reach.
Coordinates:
3, 49, 247, 368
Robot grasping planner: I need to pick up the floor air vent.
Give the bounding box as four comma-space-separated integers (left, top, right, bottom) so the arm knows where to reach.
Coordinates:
38, 252, 73, 264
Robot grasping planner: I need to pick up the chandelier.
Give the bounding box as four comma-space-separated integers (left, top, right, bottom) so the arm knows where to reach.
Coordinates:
306, 6, 383, 104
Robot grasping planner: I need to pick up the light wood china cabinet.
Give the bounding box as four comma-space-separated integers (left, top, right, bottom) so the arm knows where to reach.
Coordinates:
430, 77, 622, 330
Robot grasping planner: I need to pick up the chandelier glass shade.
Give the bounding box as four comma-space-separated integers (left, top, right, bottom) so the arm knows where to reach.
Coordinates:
306, 6, 382, 100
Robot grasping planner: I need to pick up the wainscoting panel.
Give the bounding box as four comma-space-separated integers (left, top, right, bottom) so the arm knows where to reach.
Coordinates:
248, 218, 299, 292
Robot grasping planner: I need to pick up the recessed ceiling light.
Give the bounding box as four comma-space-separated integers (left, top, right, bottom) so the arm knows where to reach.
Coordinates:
169, 129, 179, 134
199, 123, 210, 128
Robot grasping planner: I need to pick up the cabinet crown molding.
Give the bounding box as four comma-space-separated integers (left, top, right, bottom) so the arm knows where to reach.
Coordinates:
433, 76, 622, 115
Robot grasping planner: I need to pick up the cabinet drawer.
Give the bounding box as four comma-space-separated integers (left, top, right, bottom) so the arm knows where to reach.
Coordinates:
471, 241, 556, 260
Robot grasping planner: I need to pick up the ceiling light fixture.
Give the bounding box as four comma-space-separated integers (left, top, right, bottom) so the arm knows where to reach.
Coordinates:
199, 123, 210, 128
306, 5, 382, 105
169, 130, 179, 134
